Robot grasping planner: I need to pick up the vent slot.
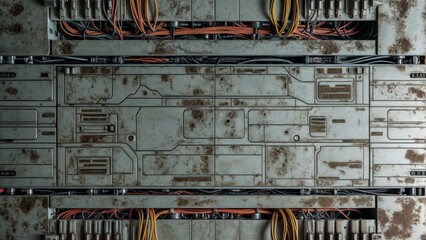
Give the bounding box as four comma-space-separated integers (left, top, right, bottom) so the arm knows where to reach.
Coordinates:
78, 158, 109, 175
80, 113, 108, 123
318, 82, 352, 101
310, 117, 327, 137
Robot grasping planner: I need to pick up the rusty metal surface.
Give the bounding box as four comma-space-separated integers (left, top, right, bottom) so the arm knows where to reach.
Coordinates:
0, 0, 51, 55
377, 196, 426, 240
54, 65, 372, 188
50, 40, 376, 56
0, 65, 57, 187
371, 65, 426, 187
377, 0, 426, 55
1, 65, 425, 188
49, 195, 375, 208
0, 196, 49, 240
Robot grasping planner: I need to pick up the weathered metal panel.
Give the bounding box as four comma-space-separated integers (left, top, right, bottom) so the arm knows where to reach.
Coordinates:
49, 195, 375, 209
0, 65, 57, 187
371, 66, 426, 187
378, 0, 426, 55
54, 65, 372, 188
377, 196, 426, 240
0, 0, 51, 55
51, 40, 376, 56
0, 196, 49, 240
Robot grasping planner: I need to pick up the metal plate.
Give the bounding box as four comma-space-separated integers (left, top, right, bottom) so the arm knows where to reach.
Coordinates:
50, 40, 376, 56
1, 64, 425, 188
0, 196, 49, 240
377, 196, 426, 240
377, 0, 426, 55
0, 0, 51, 55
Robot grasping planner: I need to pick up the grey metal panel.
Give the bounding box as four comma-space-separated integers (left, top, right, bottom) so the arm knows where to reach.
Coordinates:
51, 40, 376, 56
0, 196, 49, 240
377, 0, 426, 55
54, 65, 372, 188
0, 0, 50, 55
49, 195, 375, 208
377, 196, 426, 240
370, 66, 426, 187
0, 65, 57, 187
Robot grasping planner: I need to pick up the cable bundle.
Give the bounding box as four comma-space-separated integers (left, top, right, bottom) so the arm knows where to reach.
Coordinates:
270, 209, 298, 240
269, 0, 300, 37
134, 208, 169, 240
130, 0, 162, 33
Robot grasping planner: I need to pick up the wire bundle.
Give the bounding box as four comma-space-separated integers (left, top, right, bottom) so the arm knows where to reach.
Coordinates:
270, 209, 298, 240
269, 0, 300, 37
130, 0, 162, 33
134, 209, 169, 240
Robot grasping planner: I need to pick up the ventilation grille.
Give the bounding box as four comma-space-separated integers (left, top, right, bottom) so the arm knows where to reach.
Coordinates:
310, 117, 327, 137
78, 158, 109, 174
318, 83, 352, 101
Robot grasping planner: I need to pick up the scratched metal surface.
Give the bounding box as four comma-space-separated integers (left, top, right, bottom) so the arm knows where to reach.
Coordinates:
377, 196, 426, 240
0, 196, 49, 240
1, 64, 425, 188
0, 0, 53, 56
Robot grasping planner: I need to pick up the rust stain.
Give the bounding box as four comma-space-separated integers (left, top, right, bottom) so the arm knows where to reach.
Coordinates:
355, 41, 365, 51
192, 88, 204, 95
9, 3, 24, 16
122, 78, 128, 85
396, 66, 406, 72
59, 42, 74, 54
3, 23, 23, 34
185, 66, 198, 74
176, 197, 216, 207
233, 99, 245, 106
191, 110, 204, 120
100, 67, 111, 74
384, 198, 418, 239
408, 87, 425, 98
4, 87, 18, 95
388, 37, 413, 54
181, 99, 206, 106
204, 146, 213, 155
21, 149, 40, 163
200, 156, 209, 174
390, 0, 416, 18
301, 197, 334, 208
404, 177, 415, 184
80, 135, 106, 143
318, 197, 333, 208
161, 75, 171, 82
353, 196, 373, 207
377, 209, 389, 227
226, 111, 237, 119
188, 122, 196, 131
18, 197, 37, 214
80, 67, 97, 74
405, 150, 425, 163
372, 165, 382, 172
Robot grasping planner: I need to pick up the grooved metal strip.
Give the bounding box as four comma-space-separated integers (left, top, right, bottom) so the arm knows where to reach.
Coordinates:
49, 195, 376, 208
